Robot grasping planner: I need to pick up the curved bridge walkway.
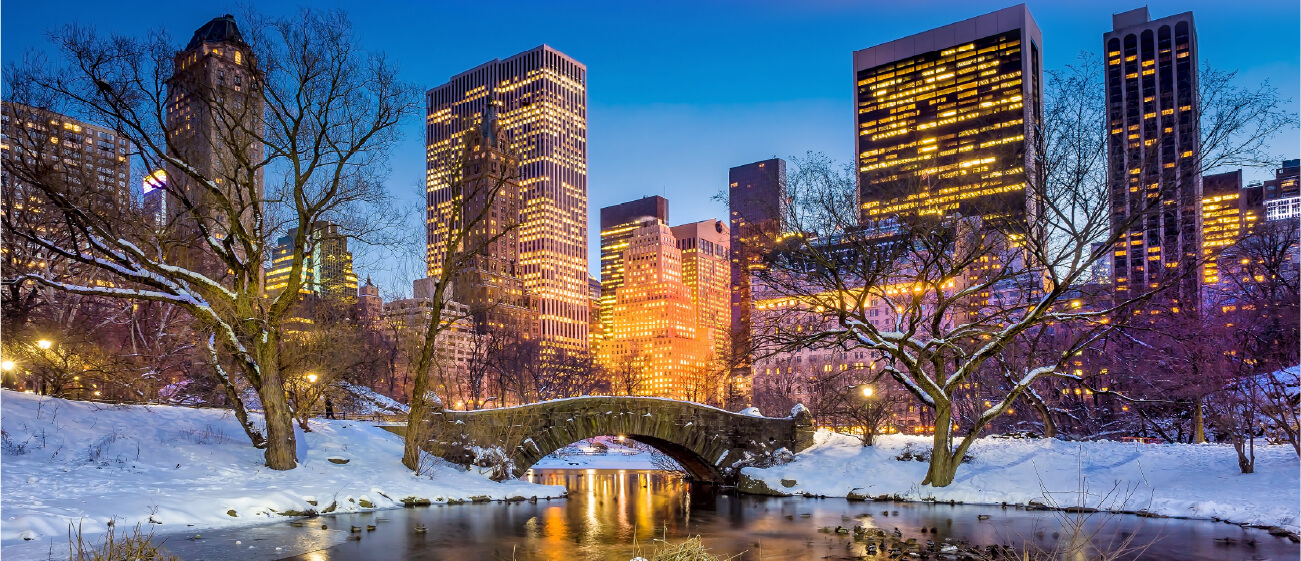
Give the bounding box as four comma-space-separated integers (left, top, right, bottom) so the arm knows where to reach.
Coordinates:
414, 397, 815, 484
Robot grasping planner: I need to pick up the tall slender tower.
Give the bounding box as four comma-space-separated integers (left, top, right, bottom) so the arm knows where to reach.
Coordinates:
853, 4, 1043, 227
427, 45, 588, 351
162, 14, 262, 238
159, 14, 263, 279
1104, 8, 1200, 299
426, 97, 536, 335
728, 158, 785, 394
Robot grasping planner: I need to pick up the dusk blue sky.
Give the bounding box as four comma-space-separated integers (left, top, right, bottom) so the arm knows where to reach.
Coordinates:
4, 1, 1298, 296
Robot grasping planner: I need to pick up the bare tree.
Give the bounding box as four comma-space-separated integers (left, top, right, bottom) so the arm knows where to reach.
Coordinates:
3, 9, 415, 469
608, 351, 647, 397
750, 57, 1295, 487
837, 376, 909, 446
402, 107, 524, 470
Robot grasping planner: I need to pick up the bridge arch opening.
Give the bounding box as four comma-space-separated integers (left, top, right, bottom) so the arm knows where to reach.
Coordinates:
523, 435, 727, 482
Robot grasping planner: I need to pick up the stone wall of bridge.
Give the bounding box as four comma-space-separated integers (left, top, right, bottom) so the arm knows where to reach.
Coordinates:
413, 397, 815, 484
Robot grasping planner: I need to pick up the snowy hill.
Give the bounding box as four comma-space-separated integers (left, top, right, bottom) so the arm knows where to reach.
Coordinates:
0, 390, 564, 554
741, 430, 1300, 532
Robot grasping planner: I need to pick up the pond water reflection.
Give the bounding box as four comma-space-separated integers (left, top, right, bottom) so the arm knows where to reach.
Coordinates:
165, 468, 1298, 561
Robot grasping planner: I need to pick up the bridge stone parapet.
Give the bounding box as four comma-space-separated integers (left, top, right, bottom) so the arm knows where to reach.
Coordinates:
414, 397, 815, 484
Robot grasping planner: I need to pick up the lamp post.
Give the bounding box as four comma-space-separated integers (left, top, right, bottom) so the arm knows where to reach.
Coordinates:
37, 340, 52, 350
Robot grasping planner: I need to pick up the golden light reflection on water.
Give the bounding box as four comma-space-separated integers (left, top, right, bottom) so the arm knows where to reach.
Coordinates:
528, 468, 691, 551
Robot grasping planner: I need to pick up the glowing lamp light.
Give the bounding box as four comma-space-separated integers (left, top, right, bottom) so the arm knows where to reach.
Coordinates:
1, 361, 14, 371
305, 373, 318, 383
37, 340, 52, 350
861, 386, 874, 398
616, 435, 626, 442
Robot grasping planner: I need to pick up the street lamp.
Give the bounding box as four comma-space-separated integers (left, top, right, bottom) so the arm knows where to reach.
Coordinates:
36, 340, 52, 350
861, 386, 874, 398
305, 373, 318, 384
1, 361, 14, 371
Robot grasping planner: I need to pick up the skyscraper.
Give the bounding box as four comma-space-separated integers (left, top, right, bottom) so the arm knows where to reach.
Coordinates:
1104, 8, 1200, 298
1, 102, 132, 212
427, 45, 588, 351
1, 103, 133, 285
426, 97, 535, 335
599, 196, 669, 343
729, 159, 785, 389
671, 220, 732, 370
264, 221, 357, 300
601, 220, 708, 400
160, 15, 262, 242
854, 4, 1042, 226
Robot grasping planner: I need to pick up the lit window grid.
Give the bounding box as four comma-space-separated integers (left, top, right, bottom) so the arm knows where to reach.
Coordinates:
855, 32, 1035, 224
1105, 17, 1199, 295
426, 47, 589, 351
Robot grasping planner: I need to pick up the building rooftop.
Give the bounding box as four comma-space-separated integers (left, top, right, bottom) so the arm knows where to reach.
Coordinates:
186, 14, 245, 51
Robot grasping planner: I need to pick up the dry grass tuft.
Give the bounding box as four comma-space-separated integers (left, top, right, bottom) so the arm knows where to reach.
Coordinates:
68, 522, 180, 561
646, 536, 740, 561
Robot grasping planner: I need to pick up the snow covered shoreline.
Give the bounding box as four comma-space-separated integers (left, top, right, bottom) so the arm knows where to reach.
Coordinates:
741, 430, 1300, 533
0, 390, 565, 555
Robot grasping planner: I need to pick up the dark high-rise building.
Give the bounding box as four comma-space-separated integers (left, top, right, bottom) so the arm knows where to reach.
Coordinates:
427, 45, 588, 352
853, 4, 1042, 227
1263, 159, 1300, 222
598, 196, 669, 342
729, 158, 786, 385
158, 14, 263, 274
1104, 8, 1200, 299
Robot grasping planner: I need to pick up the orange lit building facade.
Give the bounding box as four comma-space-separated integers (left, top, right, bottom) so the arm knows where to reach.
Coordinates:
671, 220, 732, 368
600, 220, 710, 401
1199, 170, 1263, 287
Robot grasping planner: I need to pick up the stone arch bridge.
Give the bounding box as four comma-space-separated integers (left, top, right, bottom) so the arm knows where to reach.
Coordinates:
410, 397, 815, 484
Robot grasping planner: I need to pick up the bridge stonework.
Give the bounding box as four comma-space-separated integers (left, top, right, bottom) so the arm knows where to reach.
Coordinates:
418, 397, 815, 484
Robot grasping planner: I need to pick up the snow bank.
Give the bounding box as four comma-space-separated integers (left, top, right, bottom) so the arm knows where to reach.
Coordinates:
742, 430, 1299, 532
0, 390, 564, 550
337, 382, 409, 417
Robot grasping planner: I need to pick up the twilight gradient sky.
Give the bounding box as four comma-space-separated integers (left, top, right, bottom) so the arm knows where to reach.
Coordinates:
4, 0, 1297, 296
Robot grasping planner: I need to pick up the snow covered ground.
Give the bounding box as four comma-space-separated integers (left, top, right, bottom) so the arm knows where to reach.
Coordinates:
531, 438, 660, 470
742, 430, 1300, 532
0, 390, 564, 558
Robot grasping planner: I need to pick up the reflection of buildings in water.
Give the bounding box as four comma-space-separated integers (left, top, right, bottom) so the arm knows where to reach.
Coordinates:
526, 469, 691, 548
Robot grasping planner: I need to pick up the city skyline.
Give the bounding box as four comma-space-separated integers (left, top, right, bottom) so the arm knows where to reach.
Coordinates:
2, 0, 1297, 296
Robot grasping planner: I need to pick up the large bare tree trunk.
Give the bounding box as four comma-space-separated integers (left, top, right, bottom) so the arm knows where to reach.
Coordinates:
922, 404, 959, 487
256, 335, 298, 470
403, 285, 448, 471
